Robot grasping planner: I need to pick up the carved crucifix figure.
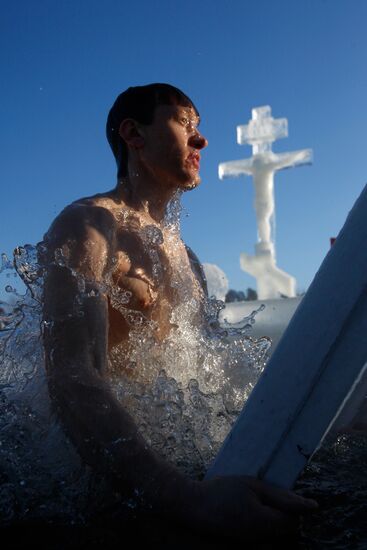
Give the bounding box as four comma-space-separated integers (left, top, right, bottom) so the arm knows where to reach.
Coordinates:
219, 106, 312, 299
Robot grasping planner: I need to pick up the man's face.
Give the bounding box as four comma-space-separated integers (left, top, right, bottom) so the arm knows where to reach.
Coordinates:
139, 104, 208, 190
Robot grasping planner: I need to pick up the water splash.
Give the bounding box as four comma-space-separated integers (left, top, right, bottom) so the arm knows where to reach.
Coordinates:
0, 245, 91, 524
0, 203, 366, 546
0, 236, 270, 524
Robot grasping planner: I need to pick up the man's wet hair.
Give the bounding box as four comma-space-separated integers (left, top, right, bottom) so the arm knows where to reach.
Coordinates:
106, 83, 199, 179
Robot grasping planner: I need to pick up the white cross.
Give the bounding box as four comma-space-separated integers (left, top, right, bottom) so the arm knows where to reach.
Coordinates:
219, 106, 312, 299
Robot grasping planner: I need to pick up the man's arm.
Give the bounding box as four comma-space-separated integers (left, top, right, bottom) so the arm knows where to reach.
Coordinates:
42, 206, 193, 514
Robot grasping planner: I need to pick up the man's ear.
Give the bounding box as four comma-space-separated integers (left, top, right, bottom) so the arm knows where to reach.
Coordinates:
118, 119, 145, 149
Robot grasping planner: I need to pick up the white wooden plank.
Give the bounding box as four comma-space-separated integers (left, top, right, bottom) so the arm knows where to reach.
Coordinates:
205, 184, 367, 487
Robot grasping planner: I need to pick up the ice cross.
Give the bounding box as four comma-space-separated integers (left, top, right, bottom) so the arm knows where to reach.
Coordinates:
219, 106, 312, 299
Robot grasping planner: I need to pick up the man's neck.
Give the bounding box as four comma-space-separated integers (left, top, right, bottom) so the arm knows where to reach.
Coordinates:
115, 169, 179, 225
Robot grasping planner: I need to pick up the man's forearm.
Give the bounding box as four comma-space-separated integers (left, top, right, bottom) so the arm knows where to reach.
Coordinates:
43, 296, 193, 515
49, 359, 191, 506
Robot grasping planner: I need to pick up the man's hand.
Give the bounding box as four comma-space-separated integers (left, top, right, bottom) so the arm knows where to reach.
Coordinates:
182, 475, 318, 542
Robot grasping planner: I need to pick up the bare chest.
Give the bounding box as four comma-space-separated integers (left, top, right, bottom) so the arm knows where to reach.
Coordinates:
107, 225, 204, 345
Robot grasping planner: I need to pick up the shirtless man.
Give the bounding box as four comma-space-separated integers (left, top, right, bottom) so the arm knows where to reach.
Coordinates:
42, 83, 317, 541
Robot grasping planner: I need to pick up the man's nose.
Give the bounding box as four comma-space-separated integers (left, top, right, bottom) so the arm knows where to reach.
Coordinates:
190, 130, 208, 150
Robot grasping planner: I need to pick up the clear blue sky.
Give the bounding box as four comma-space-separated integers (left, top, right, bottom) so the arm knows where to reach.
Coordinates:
1, 0, 367, 294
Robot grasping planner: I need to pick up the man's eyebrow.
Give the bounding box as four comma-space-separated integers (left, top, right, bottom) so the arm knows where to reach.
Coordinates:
180, 108, 200, 125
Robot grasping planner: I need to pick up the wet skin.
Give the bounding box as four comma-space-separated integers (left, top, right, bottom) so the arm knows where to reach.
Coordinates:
44, 104, 208, 352
45, 193, 206, 351
42, 103, 317, 541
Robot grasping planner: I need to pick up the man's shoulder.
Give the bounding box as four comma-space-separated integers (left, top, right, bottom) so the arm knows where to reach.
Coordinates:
44, 192, 120, 245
